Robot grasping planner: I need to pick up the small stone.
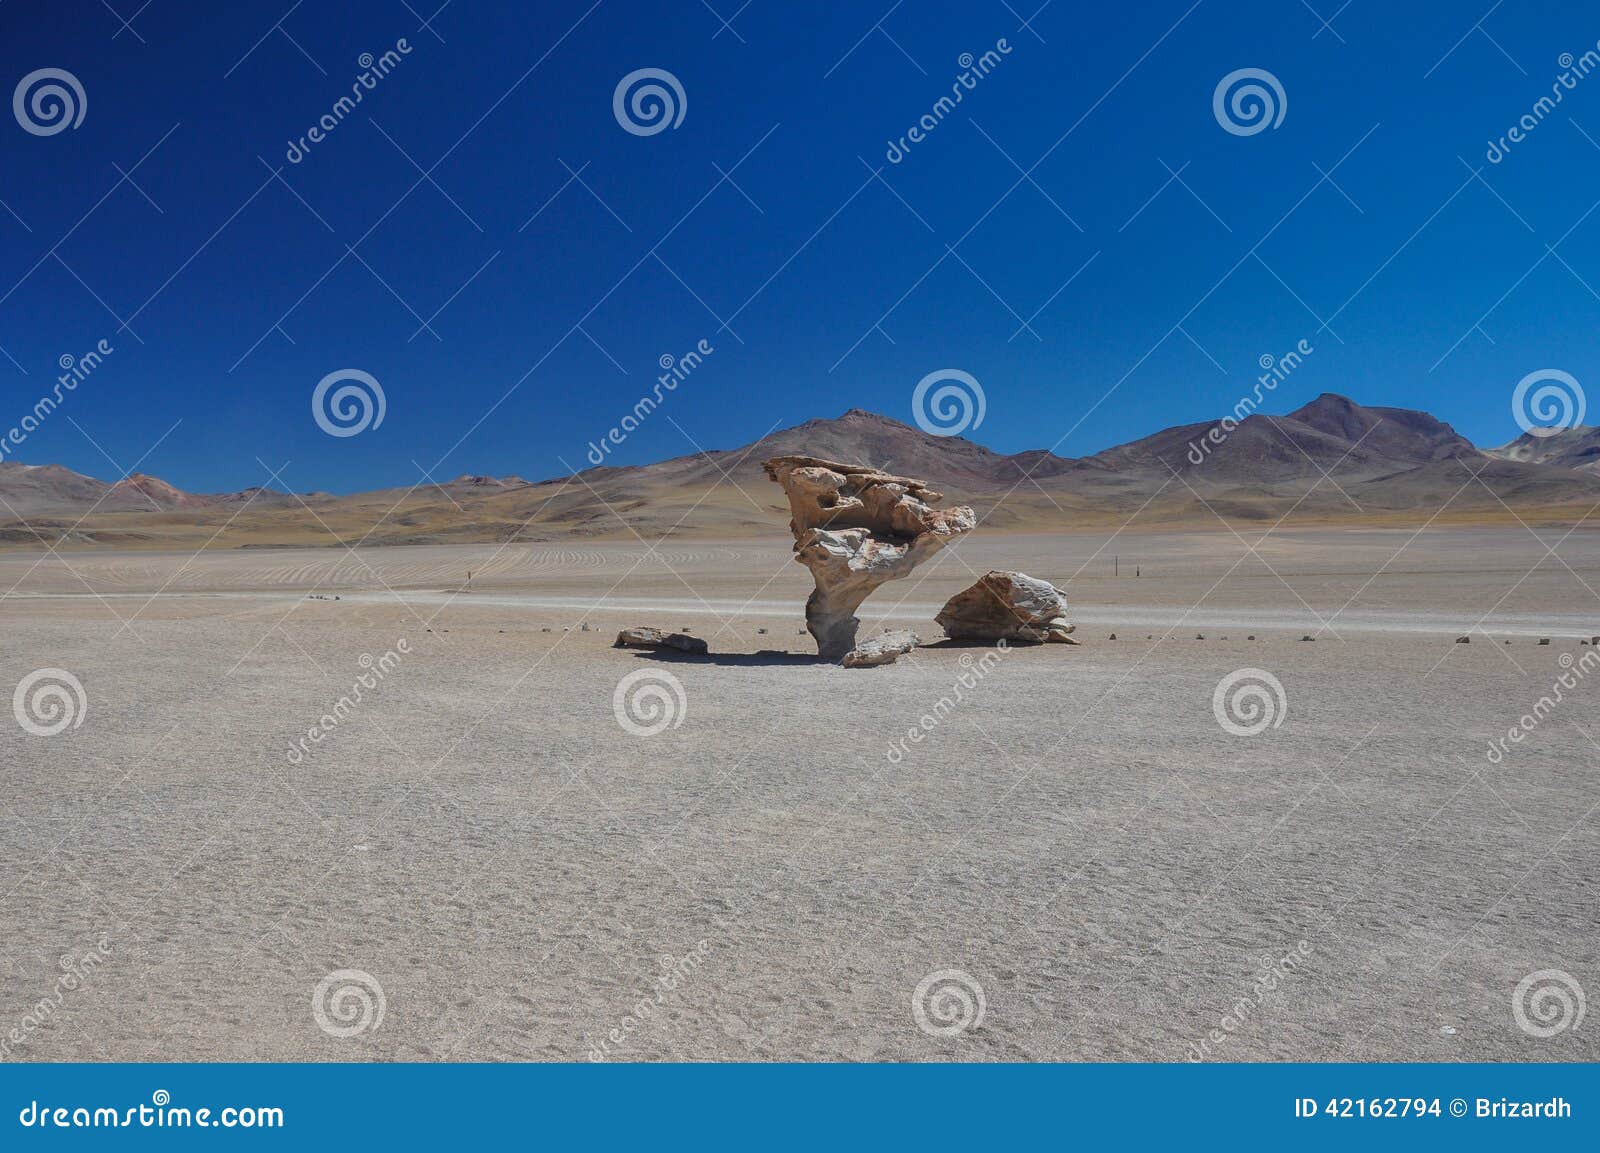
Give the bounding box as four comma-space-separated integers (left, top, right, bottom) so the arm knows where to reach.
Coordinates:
1247, 635, 1256, 641
615, 627, 708, 656
1538, 638, 1551, 645
841, 629, 920, 668
1300, 635, 1315, 642
756, 627, 768, 635
1108, 633, 1117, 641
1455, 636, 1470, 644
1195, 633, 1205, 640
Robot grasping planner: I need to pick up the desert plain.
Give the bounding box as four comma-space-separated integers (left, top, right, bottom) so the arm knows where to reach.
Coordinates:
1, 524, 1598, 1062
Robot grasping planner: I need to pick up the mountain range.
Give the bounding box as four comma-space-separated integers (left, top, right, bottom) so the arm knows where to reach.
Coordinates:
2, 395, 1597, 548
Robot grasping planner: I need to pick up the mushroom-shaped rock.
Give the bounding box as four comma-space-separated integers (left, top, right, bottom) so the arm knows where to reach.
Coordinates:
763, 456, 975, 660
935, 570, 1077, 644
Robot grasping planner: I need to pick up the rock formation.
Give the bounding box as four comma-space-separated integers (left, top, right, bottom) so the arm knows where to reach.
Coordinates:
935, 571, 1077, 644
763, 456, 975, 660
841, 630, 921, 668
614, 627, 709, 655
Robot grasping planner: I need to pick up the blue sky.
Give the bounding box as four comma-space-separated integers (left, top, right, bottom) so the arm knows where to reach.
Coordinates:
1, 0, 1598, 493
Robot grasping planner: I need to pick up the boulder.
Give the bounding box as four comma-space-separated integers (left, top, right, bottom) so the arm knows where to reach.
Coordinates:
763, 456, 974, 660
614, 627, 709, 655
841, 630, 920, 668
935, 570, 1077, 644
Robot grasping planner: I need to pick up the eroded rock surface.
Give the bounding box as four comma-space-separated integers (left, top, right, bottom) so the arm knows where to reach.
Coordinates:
614, 627, 709, 655
935, 570, 1077, 644
763, 456, 975, 660
841, 629, 920, 668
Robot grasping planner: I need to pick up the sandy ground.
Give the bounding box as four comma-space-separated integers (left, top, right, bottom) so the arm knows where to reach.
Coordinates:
1, 527, 1598, 1062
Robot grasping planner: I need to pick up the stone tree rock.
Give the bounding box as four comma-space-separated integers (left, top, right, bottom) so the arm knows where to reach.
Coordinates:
935, 570, 1077, 644
763, 456, 975, 660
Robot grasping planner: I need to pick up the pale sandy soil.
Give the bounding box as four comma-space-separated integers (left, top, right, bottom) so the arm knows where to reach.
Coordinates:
1, 528, 1598, 1062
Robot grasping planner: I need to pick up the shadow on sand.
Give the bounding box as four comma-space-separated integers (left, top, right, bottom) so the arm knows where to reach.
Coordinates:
622, 648, 831, 667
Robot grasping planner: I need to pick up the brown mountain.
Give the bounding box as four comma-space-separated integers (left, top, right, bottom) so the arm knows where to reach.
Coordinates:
4, 396, 1599, 547
1488, 425, 1600, 475
103, 473, 217, 511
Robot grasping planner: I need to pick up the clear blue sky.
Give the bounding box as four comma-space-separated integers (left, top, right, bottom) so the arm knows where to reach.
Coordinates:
2, 0, 1597, 493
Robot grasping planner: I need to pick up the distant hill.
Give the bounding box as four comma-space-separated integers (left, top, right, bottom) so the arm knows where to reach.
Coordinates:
1487, 425, 1600, 475
4, 396, 1598, 548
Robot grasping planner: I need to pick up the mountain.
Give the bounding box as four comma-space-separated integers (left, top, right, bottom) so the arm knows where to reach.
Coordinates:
4, 395, 1599, 547
103, 473, 216, 511
1487, 426, 1600, 475
0, 462, 109, 515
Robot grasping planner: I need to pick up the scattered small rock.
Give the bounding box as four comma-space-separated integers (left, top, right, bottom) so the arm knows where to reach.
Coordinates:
614, 627, 709, 656
756, 627, 768, 635
1538, 638, 1551, 645
541, 627, 551, 633
1300, 635, 1315, 642
1455, 636, 1470, 644
1195, 633, 1205, 640
841, 629, 920, 668
1247, 635, 1256, 641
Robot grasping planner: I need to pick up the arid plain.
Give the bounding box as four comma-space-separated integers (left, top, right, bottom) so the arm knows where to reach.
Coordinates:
3, 525, 1597, 1061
